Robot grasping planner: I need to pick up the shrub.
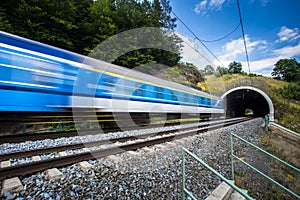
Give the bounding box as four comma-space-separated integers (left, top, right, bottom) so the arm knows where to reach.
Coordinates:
280, 82, 300, 100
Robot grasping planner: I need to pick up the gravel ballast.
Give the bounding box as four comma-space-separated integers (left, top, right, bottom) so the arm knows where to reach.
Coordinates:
1, 118, 266, 199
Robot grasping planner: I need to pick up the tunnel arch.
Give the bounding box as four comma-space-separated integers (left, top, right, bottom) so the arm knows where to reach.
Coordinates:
221, 86, 274, 121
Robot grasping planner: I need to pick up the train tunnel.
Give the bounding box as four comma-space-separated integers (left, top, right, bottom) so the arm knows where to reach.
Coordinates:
221, 86, 274, 121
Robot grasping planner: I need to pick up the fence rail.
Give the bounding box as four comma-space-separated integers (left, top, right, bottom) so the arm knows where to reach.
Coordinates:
230, 133, 300, 199
181, 147, 253, 200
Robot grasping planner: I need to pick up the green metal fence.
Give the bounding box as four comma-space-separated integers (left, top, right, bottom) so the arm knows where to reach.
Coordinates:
181, 147, 252, 200
230, 132, 300, 199
182, 133, 300, 199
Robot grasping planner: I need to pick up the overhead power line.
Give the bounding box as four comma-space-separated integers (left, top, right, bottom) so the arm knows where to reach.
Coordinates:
182, 39, 212, 64
171, 10, 225, 67
200, 23, 240, 42
236, 0, 251, 75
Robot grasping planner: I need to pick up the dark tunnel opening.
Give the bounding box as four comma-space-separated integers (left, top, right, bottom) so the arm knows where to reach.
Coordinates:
224, 89, 270, 118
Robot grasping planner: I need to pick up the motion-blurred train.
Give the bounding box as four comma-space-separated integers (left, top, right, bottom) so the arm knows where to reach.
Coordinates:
0, 31, 224, 116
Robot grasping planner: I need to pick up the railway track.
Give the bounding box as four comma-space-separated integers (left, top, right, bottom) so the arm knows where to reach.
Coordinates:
0, 113, 214, 144
0, 117, 251, 181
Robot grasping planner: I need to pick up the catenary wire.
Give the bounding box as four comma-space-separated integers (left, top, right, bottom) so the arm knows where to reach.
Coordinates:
200, 23, 241, 43
171, 10, 226, 67
181, 38, 212, 64
236, 0, 251, 75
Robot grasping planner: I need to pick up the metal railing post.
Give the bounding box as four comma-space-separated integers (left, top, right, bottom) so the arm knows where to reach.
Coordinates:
230, 133, 235, 181
231, 132, 300, 199
182, 147, 253, 200
182, 149, 186, 200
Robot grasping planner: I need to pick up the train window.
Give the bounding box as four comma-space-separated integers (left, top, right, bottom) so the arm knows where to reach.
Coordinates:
121, 79, 135, 95
202, 97, 205, 105
197, 96, 202, 105
175, 91, 183, 102
135, 87, 142, 96
143, 84, 156, 98
164, 88, 173, 101
134, 82, 143, 96
157, 87, 163, 99
184, 93, 188, 102
172, 91, 177, 101
193, 95, 197, 104
101, 74, 115, 86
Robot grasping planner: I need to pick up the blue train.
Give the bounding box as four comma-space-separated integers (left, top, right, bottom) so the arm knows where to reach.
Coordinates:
0, 31, 224, 115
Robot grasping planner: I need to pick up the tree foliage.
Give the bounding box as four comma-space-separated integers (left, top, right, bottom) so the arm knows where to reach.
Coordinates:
272, 58, 300, 82
228, 61, 242, 74
280, 82, 300, 100
204, 65, 215, 75
0, 0, 181, 68
211, 62, 242, 77
215, 66, 229, 77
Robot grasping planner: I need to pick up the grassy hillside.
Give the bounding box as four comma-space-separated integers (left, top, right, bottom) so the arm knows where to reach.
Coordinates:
201, 74, 300, 133
142, 65, 299, 133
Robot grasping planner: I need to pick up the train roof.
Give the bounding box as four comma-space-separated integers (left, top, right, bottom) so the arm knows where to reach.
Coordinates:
0, 31, 222, 100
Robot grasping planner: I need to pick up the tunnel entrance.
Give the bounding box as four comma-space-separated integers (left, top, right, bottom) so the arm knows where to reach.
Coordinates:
221, 86, 274, 121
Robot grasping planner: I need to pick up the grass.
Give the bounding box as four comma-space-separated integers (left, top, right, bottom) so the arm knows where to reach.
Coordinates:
199, 74, 300, 133
146, 67, 299, 133
233, 127, 300, 200
259, 129, 300, 199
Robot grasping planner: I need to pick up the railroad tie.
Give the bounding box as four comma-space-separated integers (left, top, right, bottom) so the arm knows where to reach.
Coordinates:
78, 161, 93, 171
1, 177, 23, 195
0, 160, 11, 168
58, 151, 68, 157
31, 156, 41, 162
46, 168, 64, 180
106, 155, 123, 163
125, 150, 141, 157
154, 144, 165, 150
141, 146, 155, 154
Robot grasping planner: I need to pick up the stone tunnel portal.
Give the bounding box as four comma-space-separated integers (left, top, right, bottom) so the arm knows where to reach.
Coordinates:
221, 86, 274, 121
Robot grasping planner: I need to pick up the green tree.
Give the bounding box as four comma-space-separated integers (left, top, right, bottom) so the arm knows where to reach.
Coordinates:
0, 7, 12, 32
204, 65, 215, 75
108, 0, 181, 68
215, 66, 229, 77
272, 58, 300, 82
1, 0, 182, 68
1, 0, 95, 54
228, 61, 242, 74
84, 0, 117, 53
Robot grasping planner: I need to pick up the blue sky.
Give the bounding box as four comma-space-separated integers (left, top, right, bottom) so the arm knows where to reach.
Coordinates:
169, 0, 300, 76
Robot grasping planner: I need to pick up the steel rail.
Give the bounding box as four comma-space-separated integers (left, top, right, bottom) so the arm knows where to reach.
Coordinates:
0, 121, 181, 144
0, 118, 246, 161
0, 118, 251, 180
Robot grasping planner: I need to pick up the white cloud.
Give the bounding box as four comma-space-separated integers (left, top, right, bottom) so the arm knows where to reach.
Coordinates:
194, 0, 208, 15
273, 42, 300, 57
176, 33, 214, 69
276, 26, 300, 43
215, 41, 300, 76
247, 42, 300, 76
209, 0, 225, 9
178, 32, 300, 77
219, 35, 267, 61
194, 0, 225, 15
